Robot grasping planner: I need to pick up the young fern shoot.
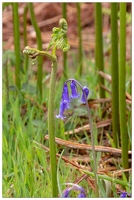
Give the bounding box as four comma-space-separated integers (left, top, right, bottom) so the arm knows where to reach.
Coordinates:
23, 18, 70, 198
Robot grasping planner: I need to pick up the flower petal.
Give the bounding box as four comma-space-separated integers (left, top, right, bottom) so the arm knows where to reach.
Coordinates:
81, 86, 89, 104
56, 100, 70, 120
78, 192, 86, 198
62, 83, 70, 102
70, 80, 80, 99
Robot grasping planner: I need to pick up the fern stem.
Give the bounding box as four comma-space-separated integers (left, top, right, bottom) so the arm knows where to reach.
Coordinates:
48, 59, 58, 197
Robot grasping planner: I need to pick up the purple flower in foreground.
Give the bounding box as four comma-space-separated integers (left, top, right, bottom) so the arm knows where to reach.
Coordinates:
56, 100, 70, 120
62, 183, 86, 198
81, 86, 89, 104
70, 80, 80, 99
119, 191, 132, 198
78, 192, 86, 198
120, 192, 127, 198
63, 188, 71, 197
62, 83, 70, 103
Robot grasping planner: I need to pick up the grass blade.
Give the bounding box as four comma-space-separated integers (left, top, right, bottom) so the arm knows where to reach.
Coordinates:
28, 3, 43, 98
111, 3, 120, 147
12, 3, 21, 90
95, 3, 105, 98
119, 2, 129, 169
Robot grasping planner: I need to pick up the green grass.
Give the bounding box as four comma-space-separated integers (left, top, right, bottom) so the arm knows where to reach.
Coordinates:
2, 47, 131, 197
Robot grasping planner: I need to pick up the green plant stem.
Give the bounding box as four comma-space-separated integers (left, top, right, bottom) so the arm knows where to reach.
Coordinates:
62, 3, 67, 79
77, 3, 83, 76
23, 46, 58, 196
111, 3, 120, 148
48, 49, 58, 197
119, 3, 129, 169
23, 4, 29, 72
95, 3, 105, 98
28, 3, 43, 98
12, 3, 21, 90
5, 60, 9, 103
66, 79, 99, 197
85, 96, 99, 197
82, 170, 129, 187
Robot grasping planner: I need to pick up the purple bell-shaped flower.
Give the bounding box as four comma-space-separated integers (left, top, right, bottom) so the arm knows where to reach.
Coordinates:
70, 80, 80, 99
62, 83, 70, 103
81, 86, 89, 104
56, 100, 70, 120
62, 183, 86, 198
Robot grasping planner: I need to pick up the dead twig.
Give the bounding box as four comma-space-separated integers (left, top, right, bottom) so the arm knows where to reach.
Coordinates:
44, 135, 132, 155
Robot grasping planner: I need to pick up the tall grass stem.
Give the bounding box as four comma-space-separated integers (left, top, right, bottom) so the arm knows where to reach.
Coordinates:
28, 3, 43, 98
77, 3, 83, 76
62, 3, 67, 79
12, 3, 21, 90
119, 3, 129, 169
23, 4, 29, 72
111, 3, 120, 147
95, 3, 105, 98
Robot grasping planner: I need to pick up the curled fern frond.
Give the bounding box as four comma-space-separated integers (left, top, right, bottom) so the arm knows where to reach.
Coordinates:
59, 18, 68, 34
23, 46, 39, 66
46, 18, 70, 52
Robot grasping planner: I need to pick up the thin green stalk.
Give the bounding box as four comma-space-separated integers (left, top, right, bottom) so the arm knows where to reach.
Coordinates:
85, 93, 99, 197
119, 3, 129, 169
66, 79, 99, 197
12, 3, 21, 90
5, 60, 9, 103
62, 3, 67, 79
95, 3, 105, 98
82, 170, 129, 187
28, 3, 43, 98
48, 48, 58, 197
77, 3, 83, 76
111, 3, 120, 148
23, 18, 70, 197
23, 46, 58, 197
23, 4, 29, 72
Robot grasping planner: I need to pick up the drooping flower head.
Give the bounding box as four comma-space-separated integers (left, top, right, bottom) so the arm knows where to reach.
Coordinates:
62, 83, 70, 103
62, 183, 86, 198
56, 79, 90, 120
81, 86, 89, 104
70, 80, 80, 99
119, 191, 131, 198
56, 100, 69, 120
120, 192, 127, 198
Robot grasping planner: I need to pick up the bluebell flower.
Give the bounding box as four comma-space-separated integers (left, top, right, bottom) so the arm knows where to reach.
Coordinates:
120, 192, 127, 198
62, 188, 71, 197
56, 100, 70, 120
62, 183, 86, 198
78, 192, 86, 198
70, 80, 80, 99
119, 191, 132, 198
62, 83, 70, 103
56, 79, 90, 120
81, 86, 89, 104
